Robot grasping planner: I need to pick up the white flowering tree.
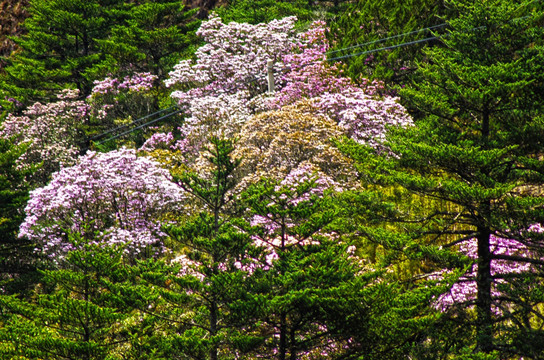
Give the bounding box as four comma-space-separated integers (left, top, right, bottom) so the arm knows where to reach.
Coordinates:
0, 89, 88, 186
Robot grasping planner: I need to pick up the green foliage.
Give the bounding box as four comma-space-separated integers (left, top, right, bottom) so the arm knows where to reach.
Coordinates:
341, 0, 544, 357
97, 0, 200, 80
0, 232, 144, 359
1, 0, 129, 101
239, 172, 447, 359
0, 138, 38, 294
329, 0, 452, 86
215, 0, 327, 25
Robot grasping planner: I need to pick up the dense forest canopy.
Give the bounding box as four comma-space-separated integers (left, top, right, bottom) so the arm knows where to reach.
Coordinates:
1, 0, 544, 359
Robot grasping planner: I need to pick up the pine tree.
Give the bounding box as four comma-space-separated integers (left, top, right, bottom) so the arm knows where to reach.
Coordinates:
1, 0, 129, 101
241, 168, 449, 359
214, 0, 314, 25
132, 137, 266, 360
0, 232, 143, 359
0, 0, 198, 102
0, 138, 37, 294
241, 175, 364, 359
342, 0, 544, 357
97, 0, 200, 80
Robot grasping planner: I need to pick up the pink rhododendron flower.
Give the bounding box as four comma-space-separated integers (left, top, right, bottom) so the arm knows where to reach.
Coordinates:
19, 148, 185, 260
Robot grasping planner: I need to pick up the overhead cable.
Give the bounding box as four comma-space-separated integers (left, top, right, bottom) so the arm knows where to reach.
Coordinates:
326, 23, 447, 56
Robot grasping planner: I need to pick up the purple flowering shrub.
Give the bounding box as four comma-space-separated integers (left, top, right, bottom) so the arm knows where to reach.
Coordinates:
316, 90, 413, 149
160, 15, 297, 158
0, 89, 89, 185
19, 148, 184, 260
159, 15, 412, 163
270, 21, 354, 107
434, 229, 540, 314
165, 13, 296, 99
140, 132, 176, 152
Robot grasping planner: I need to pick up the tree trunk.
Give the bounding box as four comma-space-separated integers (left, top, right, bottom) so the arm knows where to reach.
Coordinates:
476, 226, 493, 352
279, 312, 287, 360
210, 299, 218, 360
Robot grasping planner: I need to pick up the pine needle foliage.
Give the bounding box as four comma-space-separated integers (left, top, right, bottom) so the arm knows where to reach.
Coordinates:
341, 0, 544, 357
0, 138, 38, 294
0, 232, 143, 360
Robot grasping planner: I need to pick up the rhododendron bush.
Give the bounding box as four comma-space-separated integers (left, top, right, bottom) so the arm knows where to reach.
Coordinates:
0, 89, 88, 185
233, 99, 356, 187
158, 14, 413, 163
165, 14, 296, 98
436, 229, 540, 314
19, 148, 184, 260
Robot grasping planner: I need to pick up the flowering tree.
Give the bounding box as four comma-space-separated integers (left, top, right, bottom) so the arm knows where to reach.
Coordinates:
269, 20, 356, 108
0, 89, 88, 186
165, 13, 296, 99
19, 148, 184, 261
233, 99, 357, 189
159, 15, 412, 165
159, 15, 298, 159
169, 91, 252, 158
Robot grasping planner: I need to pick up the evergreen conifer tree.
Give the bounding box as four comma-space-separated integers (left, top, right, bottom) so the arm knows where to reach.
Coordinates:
0, 138, 37, 294
241, 168, 451, 359
0, 0, 198, 102
97, 0, 200, 80
131, 137, 266, 360
1, 0, 129, 101
342, 0, 544, 357
0, 232, 143, 359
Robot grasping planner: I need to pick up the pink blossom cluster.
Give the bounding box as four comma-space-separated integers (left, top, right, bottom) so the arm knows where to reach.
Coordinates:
89, 76, 120, 95
19, 148, 185, 260
165, 13, 297, 99
434, 231, 538, 313
163, 15, 298, 158
0, 89, 88, 185
316, 90, 413, 148
271, 21, 353, 107
140, 131, 176, 152
90, 72, 158, 96
172, 92, 253, 157
268, 21, 386, 109
275, 161, 342, 204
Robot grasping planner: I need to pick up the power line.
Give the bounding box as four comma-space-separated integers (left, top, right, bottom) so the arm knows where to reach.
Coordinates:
325, 12, 534, 62
83, 109, 182, 152
326, 23, 447, 56
327, 36, 440, 62
89, 106, 177, 141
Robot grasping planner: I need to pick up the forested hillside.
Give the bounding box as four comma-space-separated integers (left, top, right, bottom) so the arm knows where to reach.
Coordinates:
1, 0, 544, 359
